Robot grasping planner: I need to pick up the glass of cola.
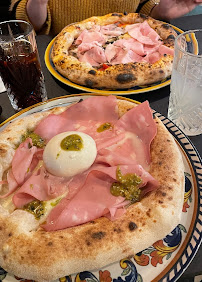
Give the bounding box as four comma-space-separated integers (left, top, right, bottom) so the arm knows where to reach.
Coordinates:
0, 20, 47, 111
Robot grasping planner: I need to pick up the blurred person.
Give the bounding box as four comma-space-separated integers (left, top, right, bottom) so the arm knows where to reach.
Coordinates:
9, 0, 202, 35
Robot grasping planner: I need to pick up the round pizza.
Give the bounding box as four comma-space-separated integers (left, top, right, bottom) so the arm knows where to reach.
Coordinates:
0, 95, 184, 281
51, 13, 177, 89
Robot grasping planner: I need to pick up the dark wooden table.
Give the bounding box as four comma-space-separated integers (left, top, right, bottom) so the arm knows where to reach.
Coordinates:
0, 13, 202, 281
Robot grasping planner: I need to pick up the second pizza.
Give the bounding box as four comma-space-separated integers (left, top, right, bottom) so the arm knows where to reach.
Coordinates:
51, 13, 176, 89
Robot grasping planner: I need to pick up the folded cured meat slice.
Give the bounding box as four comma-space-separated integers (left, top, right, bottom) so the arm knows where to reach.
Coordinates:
78, 45, 107, 66
12, 138, 37, 185
12, 166, 70, 207
100, 24, 124, 37
159, 44, 174, 56
125, 20, 160, 45
43, 164, 158, 231
114, 38, 145, 56
144, 51, 161, 64
75, 29, 106, 45
115, 100, 156, 165
106, 46, 144, 65
35, 95, 118, 141
0, 138, 38, 198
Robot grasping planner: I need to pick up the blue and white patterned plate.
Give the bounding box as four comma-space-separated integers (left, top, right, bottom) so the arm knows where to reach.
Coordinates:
0, 94, 201, 282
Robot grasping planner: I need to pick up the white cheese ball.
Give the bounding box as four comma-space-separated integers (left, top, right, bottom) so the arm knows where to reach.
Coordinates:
43, 131, 97, 177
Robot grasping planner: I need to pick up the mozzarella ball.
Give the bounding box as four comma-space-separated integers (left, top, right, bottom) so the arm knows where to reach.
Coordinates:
43, 131, 97, 177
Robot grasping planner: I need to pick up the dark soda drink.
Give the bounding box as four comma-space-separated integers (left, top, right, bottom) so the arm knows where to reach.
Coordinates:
0, 40, 47, 111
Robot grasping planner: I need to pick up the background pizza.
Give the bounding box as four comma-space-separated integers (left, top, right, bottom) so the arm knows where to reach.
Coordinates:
51, 13, 177, 89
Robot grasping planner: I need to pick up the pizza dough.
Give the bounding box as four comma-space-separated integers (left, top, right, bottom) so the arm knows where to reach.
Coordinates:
0, 96, 184, 281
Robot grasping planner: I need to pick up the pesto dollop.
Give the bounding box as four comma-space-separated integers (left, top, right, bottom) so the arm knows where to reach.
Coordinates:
97, 122, 112, 132
51, 197, 62, 207
21, 131, 45, 148
110, 167, 142, 203
23, 200, 45, 220
60, 134, 83, 151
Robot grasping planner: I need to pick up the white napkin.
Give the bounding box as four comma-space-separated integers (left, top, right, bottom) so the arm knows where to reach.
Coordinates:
0, 77, 6, 93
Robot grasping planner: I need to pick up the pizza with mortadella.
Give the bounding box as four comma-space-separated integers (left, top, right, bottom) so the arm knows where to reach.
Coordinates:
51, 13, 177, 89
0, 95, 184, 281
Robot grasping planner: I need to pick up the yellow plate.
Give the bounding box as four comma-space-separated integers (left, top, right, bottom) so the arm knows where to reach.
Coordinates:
44, 25, 184, 95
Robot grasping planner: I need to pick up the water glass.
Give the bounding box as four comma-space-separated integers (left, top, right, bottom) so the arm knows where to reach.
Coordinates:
0, 20, 47, 111
168, 29, 202, 136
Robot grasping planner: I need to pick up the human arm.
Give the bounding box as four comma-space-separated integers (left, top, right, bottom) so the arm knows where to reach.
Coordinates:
9, 0, 51, 34
26, 0, 48, 31
150, 0, 202, 21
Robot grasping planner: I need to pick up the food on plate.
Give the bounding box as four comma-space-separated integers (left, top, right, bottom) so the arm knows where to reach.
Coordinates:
43, 131, 97, 177
0, 95, 184, 281
51, 13, 177, 89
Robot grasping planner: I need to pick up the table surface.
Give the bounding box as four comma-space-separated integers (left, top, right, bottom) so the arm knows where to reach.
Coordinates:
0, 13, 202, 280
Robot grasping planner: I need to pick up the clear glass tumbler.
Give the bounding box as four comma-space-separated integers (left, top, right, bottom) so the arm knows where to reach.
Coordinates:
168, 29, 202, 136
0, 20, 47, 111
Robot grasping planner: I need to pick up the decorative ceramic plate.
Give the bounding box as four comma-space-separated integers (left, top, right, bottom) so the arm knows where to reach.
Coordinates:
44, 26, 183, 95
0, 94, 202, 282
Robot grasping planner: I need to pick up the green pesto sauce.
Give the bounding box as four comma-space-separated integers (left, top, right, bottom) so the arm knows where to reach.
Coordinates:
21, 131, 45, 148
23, 200, 45, 220
51, 197, 61, 207
60, 134, 83, 151
97, 122, 112, 132
56, 152, 61, 159
110, 167, 142, 203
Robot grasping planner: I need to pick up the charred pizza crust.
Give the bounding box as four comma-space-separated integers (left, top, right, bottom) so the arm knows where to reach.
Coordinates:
0, 96, 184, 281
51, 13, 176, 89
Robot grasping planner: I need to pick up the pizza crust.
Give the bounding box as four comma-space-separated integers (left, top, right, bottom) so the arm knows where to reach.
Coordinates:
51, 13, 176, 89
0, 98, 184, 281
